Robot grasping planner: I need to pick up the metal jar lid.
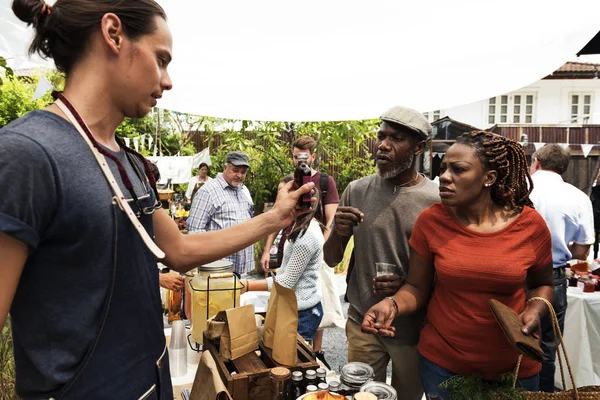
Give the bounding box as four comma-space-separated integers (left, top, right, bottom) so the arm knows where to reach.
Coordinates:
340, 362, 374, 387
198, 260, 233, 272
359, 381, 397, 400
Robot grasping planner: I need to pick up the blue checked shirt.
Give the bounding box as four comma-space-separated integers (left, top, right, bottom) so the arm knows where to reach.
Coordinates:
187, 174, 255, 274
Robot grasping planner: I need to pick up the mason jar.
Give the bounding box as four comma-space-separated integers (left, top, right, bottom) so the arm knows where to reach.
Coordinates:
359, 381, 397, 400
339, 362, 375, 396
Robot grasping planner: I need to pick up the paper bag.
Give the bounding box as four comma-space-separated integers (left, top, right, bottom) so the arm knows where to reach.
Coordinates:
488, 299, 544, 362
263, 279, 298, 366
190, 351, 233, 400
220, 304, 259, 360
206, 316, 226, 340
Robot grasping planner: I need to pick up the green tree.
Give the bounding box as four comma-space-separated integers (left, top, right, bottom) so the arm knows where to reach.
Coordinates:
197, 118, 378, 209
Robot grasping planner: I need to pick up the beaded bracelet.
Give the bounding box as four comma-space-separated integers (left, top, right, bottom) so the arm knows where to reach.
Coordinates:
385, 296, 399, 318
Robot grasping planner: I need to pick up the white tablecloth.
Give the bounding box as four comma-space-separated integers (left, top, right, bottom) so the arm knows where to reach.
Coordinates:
555, 288, 600, 390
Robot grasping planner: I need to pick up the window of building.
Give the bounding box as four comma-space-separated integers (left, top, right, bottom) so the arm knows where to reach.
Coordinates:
423, 110, 442, 122
570, 93, 593, 123
488, 93, 535, 124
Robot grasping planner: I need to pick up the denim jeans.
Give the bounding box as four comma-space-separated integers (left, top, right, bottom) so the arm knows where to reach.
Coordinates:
539, 276, 568, 392
419, 354, 539, 400
297, 302, 323, 341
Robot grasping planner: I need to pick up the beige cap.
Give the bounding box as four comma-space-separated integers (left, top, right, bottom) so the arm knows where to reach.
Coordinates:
380, 105, 432, 140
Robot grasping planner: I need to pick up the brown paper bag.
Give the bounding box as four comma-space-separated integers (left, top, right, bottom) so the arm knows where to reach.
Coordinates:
262, 279, 298, 366
190, 351, 233, 400
220, 304, 259, 360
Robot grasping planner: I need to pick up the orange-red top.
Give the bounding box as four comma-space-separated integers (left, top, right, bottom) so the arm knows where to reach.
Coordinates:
409, 203, 552, 380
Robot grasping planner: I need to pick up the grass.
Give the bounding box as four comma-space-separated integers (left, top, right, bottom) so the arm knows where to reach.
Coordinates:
0, 318, 16, 400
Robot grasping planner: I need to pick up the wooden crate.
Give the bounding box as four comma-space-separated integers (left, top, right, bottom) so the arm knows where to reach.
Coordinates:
203, 332, 320, 400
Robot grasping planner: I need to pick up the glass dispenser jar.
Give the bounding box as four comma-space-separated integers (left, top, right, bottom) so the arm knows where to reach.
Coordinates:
189, 260, 242, 344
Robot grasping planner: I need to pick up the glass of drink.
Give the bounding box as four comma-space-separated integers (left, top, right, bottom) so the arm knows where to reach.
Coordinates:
376, 262, 400, 278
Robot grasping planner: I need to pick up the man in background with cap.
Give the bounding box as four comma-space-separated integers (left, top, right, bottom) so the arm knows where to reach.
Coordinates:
324, 106, 439, 398
188, 151, 255, 274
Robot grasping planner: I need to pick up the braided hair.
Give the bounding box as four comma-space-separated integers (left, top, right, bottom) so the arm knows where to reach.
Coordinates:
455, 130, 533, 211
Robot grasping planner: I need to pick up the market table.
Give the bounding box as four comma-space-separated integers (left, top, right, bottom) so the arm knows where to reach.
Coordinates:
555, 287, 600, 390
167, 292, 271, 399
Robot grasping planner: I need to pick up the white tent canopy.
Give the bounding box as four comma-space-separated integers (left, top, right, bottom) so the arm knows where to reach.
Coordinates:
2, 0, 600, 121
148, 148, 211, 185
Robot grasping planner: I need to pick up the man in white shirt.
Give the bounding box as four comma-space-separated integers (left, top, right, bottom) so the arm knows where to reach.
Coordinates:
529, 144, 595, 393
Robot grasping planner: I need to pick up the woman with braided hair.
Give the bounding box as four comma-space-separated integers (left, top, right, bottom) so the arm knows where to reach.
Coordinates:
0, 0, 314, 398
362, 131, 554, 399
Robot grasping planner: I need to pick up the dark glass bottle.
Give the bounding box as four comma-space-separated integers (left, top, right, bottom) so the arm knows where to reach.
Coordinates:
294, 152, 312, 208
304, 369, 318, 391
270, 367, 291, 400
286, 371, 304, 400
316, 367, 327, 385
305, 385, 318, 394
328, 380, 342, 395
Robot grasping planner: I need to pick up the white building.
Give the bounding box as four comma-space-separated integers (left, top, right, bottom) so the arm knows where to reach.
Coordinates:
425, 62, 600, 191
426, 62, 600, 128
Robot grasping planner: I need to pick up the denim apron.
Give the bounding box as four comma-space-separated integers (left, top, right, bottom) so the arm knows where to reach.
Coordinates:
43, 188, 172, 399
47, 196, 172, 400
44, 96, 173, 399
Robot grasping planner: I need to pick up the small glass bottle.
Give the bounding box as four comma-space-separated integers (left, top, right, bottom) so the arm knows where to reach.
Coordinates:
317, 382, 329, 391
304, 369, 318, 389
305, 385, 318, 394
286, 371, 304, 400
270, 367, 291, 400
328, 380, 342, 395
294, 152, 312, 208
316, 368, 327, 384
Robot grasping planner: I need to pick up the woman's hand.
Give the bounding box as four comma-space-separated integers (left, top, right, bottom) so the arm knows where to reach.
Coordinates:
361, 298, 397, 337
260, 252, 271, 273
519, 309, 542, 340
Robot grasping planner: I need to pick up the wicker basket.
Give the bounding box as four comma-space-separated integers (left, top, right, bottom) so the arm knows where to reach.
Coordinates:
157, 189, 174, 202
512, 297, 600, 399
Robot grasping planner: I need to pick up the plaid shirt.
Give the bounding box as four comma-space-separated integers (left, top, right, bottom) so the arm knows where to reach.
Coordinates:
187, 174, 255, 274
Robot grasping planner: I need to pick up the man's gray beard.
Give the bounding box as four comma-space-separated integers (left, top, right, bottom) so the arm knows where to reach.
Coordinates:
377, 152, 414, 179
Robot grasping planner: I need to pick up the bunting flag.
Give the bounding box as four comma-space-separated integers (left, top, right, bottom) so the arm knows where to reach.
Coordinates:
533, 142, 546, 151
31, 75, 53, 101
559, 143, 570, 151
581, 144, 594, 158
147, 135, 154, 152
133, 136, 139, 152
124, 137, 131, 148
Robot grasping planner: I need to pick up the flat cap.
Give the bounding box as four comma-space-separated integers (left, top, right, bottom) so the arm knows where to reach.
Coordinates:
380, 106, 432, 140
225, 151, 250, 168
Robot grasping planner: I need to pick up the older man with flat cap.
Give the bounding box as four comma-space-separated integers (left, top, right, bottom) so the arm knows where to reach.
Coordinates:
188, 151, 255, 274
324, 106, 439, 399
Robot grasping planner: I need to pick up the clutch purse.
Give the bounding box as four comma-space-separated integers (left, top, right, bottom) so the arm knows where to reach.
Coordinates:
488, 299, 544, 362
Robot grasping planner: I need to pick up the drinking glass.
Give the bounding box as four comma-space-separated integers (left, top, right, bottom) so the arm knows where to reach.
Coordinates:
375, 262, 404, 278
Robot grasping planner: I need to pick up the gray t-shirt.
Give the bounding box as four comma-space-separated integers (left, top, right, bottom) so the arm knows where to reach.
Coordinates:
0, 111, 163, 396
342, 174, 440, 345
